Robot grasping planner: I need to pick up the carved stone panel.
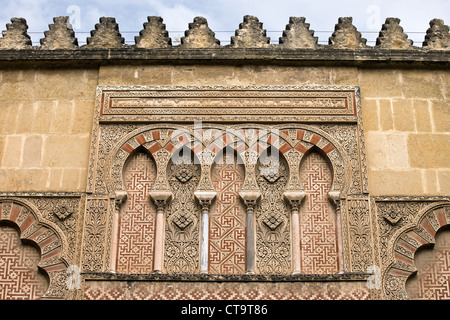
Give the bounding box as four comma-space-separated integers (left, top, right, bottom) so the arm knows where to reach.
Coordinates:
255, 149, 291, 274
95, 85, 360, 123
164, 148, 201, 274
79, 84, 375, 299
82, 198, 110, 272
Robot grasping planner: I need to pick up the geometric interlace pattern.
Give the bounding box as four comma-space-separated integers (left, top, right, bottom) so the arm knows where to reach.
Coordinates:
84, 279, 370, 300
210, 152, 246, 274
0, 225, 48, 299
116, 152, 157, 274
406, 229, 450, 300
299, 151, 339, 274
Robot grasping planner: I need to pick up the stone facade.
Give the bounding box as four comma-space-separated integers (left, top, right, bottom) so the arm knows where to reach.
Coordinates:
0, 15, 449, 301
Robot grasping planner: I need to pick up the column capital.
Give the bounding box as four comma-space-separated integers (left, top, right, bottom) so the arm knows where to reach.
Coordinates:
194, 191, 217, 202
114, 191, 127, 205
239, 191, 261, 203
194, 191, 217, 212
149, 190, 173, 202
283, 191, 305, 212
283, 191, 306, 202
328, 191, 341, 206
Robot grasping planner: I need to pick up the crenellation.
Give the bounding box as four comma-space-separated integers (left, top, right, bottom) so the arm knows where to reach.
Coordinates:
279, 17, 318, 49
83, 17, 125, 49
135, 16, 172, 49
0, 15, 448, 52
0, 18, 32, 50
230, 15, 272, 48
328, 17, 368, 50
376, 18, 414, 50
40, 16, 79, 50
180, 17, 220, 48
423, 19, 450, 50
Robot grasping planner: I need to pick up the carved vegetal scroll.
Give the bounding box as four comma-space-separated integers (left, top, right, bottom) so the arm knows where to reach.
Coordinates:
164, 147, 201, 274
255, 148, 291, 274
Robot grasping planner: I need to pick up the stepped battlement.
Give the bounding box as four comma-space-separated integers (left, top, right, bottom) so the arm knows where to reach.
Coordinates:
0, 15, 448, 51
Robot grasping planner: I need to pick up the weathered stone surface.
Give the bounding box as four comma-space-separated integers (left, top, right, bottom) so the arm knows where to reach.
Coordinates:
40, 16, 78, 50
423, 19, 450, 50
135, 16, 171, 48
180, 17, 220, 48
408, 134, 450, 169
279, 17, 318, 49
368, 169, 423, 195
83, 17, 124, 49
230, 15, 272, 48
0, 18, 32, 49
328, 17, 368, 49
376, 18, 414, 49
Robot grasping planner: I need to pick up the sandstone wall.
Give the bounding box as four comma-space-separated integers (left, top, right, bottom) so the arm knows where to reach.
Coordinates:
0, 67, 98, 192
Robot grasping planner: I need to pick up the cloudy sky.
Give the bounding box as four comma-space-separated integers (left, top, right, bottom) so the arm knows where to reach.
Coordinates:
1, 0, 449, 46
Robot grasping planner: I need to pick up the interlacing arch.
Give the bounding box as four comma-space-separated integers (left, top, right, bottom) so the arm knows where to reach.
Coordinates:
110, 124, 349, 197
106, 124, 353, 275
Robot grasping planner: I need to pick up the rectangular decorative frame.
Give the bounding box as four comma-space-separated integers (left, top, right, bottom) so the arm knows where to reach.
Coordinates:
95, 85, 360, 123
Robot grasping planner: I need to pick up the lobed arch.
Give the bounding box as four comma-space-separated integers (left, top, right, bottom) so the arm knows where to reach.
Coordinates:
106, 124, 351, 198
0, 198, 70, 299
383, 202, 450, 299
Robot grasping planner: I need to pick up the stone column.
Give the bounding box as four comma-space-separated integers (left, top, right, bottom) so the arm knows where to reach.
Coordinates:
194, 191, 216, 274
329, 191, 344, 274
284, 191, 306, 275
110, 191, 127, 273
149, 191, 172, 273
239, 191, 261, 275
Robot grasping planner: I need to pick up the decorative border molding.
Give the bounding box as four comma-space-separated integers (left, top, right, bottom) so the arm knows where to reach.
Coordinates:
82, 271, 371, 282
